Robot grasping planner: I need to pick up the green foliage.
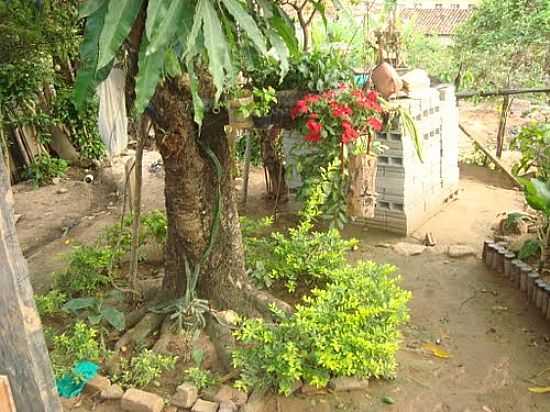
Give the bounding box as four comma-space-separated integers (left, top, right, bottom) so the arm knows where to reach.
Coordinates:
238, 87, 278, 117
523, 178, 550, 216
454, 0, 550, 90
519, 238, 542, 260
24, 154, 68, 187
233, 261, 411, 395
511, 121, 550, 180
141, 209, 168, 244
235, 132, 263, 167
116, 349, 177, 388
50, 321, 103, 378
184, 367, 217, 390
62, 293, 126, 332
55, 245, 115, 296
35, 290, 68, 317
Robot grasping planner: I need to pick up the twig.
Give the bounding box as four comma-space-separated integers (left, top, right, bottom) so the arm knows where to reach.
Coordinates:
459, 292, 477, 312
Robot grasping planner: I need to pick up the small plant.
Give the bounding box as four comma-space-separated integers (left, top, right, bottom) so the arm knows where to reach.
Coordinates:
521, 178, 550, 274
184, 367, 216, 391
116, 349, 177, 388
24, 154, 68, 187
62, 292, 126, 332
55, 245, 115, 295
141, 210, 168, 244
518, 238, 542, 260
233, 261, 411, 395
35, 289, 67, 317
511, 121, 550, 180
49, 321, 103, 378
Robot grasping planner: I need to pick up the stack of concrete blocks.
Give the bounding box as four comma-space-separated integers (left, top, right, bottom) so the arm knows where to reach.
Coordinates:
364, 84, 460, 234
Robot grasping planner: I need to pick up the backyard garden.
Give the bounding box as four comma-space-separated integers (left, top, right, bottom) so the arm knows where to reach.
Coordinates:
0, 0, 549, 412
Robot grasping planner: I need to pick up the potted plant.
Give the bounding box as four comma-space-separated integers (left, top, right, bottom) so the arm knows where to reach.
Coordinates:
251, 87, 277, 129
227, 88, 254, 129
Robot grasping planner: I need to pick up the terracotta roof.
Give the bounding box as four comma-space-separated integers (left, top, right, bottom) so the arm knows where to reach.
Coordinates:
399, 8, 474, 35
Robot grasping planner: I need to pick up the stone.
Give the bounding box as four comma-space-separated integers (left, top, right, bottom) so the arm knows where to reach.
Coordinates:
191, 398, 219, 412
172, 383, 198, 408
85, 375, 111, 395
218, 400, 238, 412
100, 384, 124, 400
163, 407, 178, 412
191, 333, 218, 369
214, 385, 248, 406
217, 310, 239, 325
56, 188, 69, 194
328, 377, 369, 392
240, 389, 268, 412
300, 383, 326, 395
447, 245, 475, 258
121, 388, 164, 412
52, 177, 61, 185
393, 242, 426, 256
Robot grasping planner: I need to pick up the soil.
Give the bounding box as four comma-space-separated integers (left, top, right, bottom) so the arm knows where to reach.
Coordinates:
12, 104, 550, 411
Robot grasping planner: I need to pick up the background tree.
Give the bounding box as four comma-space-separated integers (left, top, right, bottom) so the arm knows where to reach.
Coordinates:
76, 0, 298, 337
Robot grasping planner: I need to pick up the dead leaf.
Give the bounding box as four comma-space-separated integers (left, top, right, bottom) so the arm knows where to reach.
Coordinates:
528, 386, 550, 393
422, 342, 450, 359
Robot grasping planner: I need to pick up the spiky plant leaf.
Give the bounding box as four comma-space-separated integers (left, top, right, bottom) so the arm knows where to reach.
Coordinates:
74, 0, 108, 108
221, 0, 267, 54
97, 0, 144, 69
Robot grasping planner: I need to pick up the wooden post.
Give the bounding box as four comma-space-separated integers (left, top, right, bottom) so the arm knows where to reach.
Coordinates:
495, 95, 511, 158
0, 152, 62, 411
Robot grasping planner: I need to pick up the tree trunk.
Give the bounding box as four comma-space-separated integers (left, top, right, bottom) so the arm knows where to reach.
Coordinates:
541, 221, 550, 276
0, 147, 61, 411
495, 96, 512, 158
150, 79, 264, 316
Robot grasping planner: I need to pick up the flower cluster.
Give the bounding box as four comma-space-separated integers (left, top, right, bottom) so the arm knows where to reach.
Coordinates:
291, 84, 384, 149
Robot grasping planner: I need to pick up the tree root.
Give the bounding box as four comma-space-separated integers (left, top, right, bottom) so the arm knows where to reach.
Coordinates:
152, 316, 174, 354
115, 312, 166, 350
243, 283, 293, 320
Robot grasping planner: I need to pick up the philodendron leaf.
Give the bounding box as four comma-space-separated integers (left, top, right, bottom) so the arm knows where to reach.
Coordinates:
100, 305, 126, 331
63, 297, 97, 313
97, 0, 144, 69
524, 178, 550, 214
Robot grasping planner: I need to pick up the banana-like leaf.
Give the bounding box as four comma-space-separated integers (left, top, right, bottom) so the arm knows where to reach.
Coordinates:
186, 58, 205, 127
100, 305, 126, 331
200, 0, 231, 101
266, 28, 289, 80
221, 0, 267, 54
145, 0, 170, 41
134, 38, 165, 115
79, 0, 106, 18
164, 49, 182, 77
269, 10, 299, 57
523, 178, 550, 215
62, 297, 97, 313
146, 0, 191, 56
97, 0, 144, 69
74, 0, 108, 109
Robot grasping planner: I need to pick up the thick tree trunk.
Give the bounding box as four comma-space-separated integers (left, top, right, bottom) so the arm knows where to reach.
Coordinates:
151, 79, 264, 316
0, 147, 61, 411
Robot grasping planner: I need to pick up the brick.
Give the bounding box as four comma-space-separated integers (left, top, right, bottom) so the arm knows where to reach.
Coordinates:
100, 384, 123, 400
219, 400, 238, 412
85, 375, 111, 395
171, 383, 198, 408
214, 385, 248, 406
191, 398, 219, 412
328, 377, 369, 392
121, 388, 164, 412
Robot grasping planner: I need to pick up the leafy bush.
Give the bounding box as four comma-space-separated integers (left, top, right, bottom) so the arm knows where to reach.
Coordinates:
233, 261, 411, 395
519, 238, 542, 260
141, 209, 168, 244
62, 293, 126, 332
511, 122, 550, 180
243, 214, 358, 292
50, 321, 103, 378
55, 245, 115, 295
116, 349, 177, 388
24, 154, 68, 187
35, 289, 67, 317
184, 367, 217, 390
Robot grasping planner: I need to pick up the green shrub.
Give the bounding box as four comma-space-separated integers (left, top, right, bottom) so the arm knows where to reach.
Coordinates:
50, 321, 103, 378
35, 289, 67, 317
116, 349, 177, 388
233, 261, 411, 395
141, 210, 168, 244
184, 367, 217, 390
55, 245, 115, 295
24, 154, 68, 187
243, 216, 358, 292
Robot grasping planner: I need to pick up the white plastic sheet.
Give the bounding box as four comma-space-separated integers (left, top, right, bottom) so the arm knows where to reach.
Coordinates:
97, 68, 128, 157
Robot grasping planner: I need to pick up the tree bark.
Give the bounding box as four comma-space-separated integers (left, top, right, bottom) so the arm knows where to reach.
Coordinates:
495, 95, 512, 158
0, 146, 61, 411
150, 78, 263, 316
261, 128, 288, 202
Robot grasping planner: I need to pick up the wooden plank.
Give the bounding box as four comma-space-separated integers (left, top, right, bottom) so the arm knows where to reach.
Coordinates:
456, 87, 550, 99
459, 124, 521, 188
0, 151, 62, 411
0, 376, 16, 412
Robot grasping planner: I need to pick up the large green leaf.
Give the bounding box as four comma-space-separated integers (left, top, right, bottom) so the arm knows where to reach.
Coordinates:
74, 0, 108, 108
145, 0, 170, 41
145, 0, 192, 56
266, 28, 289, 80
134, 39, 165, 115
269, 6, 299, 56
186, 59, 205, 127
79, 0, 107, 18
100, 305, 126, 331
97, 0, 144, 69
221, 0, 267, 54
524, 178, 550, 215
200, 0, 231, 101
62, 297, 97, 313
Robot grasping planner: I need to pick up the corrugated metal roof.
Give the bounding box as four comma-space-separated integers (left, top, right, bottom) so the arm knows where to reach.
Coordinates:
399, 8, 474, 35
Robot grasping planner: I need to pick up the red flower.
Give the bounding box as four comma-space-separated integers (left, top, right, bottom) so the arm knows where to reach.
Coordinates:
291, 99, 308, 119
367, 117, 383, 132
367, 90, 378, 101
338, 83, 348, 90
341, 121, 358, 144
304, 94, 321, 104
305, 119, 322, 142
331, 103, 353, 119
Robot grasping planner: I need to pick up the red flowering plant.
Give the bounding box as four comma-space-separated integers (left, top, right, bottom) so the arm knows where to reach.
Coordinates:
289, 84, 387, 227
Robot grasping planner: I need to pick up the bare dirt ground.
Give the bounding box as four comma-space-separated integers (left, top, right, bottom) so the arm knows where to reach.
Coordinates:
12, 104, 550, 411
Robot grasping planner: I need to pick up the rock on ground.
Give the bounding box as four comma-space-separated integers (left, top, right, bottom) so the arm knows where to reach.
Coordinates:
85, 375, 110, 395
447, 244, 476, 258
393, 242, 426, 256
121, 388, 164, 412
214, 385, 248, 407
100, 384, 124, 400
191, 398, 219, 412
328, 377, 369, 392
171, 383, 199, 408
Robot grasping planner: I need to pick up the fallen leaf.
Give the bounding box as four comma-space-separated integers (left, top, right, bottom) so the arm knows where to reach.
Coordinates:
528, 386, 550, 393
422, 342, 451, 359
382, 396, 395, 404
491, 305, 508, 312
